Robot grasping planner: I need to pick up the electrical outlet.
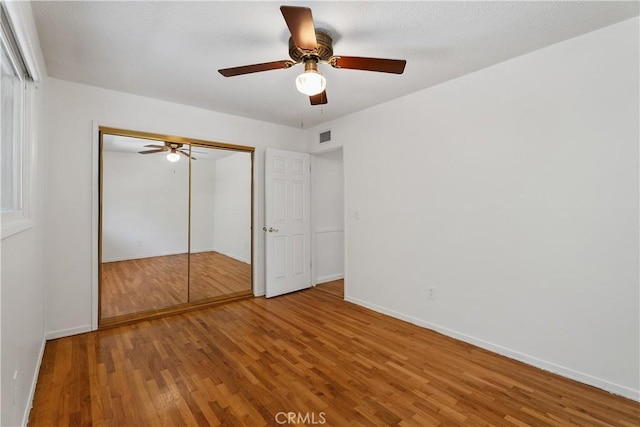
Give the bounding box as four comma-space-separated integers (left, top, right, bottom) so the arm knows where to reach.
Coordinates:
427, 286, 436, 300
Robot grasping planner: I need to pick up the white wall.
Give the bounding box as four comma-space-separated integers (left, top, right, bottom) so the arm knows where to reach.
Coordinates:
189, 157, 217, 253
102, 151, 192, 261
103, 150, 252, 262
190, 157, 217, 254
0, 2, 47, 425
213, 152, 252, 263
45, 78, 304, 337
312, 149, 344, 284
307, 18, 640, 399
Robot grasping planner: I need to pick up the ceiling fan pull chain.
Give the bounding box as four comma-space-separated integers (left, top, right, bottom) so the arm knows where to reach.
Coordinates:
300, 91, 305, 129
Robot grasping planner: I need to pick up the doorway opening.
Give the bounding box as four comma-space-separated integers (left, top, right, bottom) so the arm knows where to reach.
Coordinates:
311, 147, 344, 299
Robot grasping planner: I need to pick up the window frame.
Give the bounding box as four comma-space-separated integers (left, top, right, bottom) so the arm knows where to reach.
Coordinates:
0, 3, 32, 240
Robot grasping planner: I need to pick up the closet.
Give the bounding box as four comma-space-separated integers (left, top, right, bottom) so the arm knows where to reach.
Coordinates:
98, 127, 253, 326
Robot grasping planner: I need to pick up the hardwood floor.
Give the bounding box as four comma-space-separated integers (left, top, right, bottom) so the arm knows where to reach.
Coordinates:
189, 252, 251, 301
316, 279, 344, 299
32, 284, 639, 426
101, 252, 251, 319
101, 253, 189, 319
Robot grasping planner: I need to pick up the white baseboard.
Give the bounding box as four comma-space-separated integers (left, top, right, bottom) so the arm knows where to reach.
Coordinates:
104, 249, 250, 264
215, 250, 250, 265
21, 337, 46, 427
345, 295, 640, 402
45, 324, 92, 340
102, 250, 188, 263
316, 274, 344, 285
189, 247, 217, 254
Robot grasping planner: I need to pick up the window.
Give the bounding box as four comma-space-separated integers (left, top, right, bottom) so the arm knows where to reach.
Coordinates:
1, 4, 31, 239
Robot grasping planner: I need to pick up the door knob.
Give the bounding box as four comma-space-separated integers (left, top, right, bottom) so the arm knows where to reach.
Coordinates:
264, 227, 278, 233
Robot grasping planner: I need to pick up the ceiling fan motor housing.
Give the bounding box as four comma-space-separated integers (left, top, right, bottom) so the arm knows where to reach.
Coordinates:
289, 30, 334, 63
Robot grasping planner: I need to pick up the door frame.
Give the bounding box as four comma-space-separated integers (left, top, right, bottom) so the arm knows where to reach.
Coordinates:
310, 146, 346, 289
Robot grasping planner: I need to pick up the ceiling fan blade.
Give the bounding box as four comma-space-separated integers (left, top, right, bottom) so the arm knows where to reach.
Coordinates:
280, 6, 317, 50
178, 150, 197, 160
218, 60, 295, 77
143, 144, 167, 149
138, 149, 166, 154
310, 90, 328, 105
331, 56, 407, 74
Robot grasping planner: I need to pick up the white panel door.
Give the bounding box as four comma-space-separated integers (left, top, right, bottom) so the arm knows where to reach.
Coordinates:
265, 148, 311, 298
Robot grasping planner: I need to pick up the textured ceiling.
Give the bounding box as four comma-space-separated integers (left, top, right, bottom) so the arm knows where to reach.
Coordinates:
33, 1, 639, 128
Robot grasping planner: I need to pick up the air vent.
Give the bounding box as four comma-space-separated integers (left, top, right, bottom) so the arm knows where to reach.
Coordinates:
319, 130, 331, 143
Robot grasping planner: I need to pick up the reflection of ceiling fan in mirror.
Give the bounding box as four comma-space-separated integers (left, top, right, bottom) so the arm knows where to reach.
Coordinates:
218, 5, 407, 105
138, 142, 197, 162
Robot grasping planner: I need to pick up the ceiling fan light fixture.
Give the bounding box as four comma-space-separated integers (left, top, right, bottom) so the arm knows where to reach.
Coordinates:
295, 60, 326, 96
218, 6, 407, 107
166, 152, 180, 162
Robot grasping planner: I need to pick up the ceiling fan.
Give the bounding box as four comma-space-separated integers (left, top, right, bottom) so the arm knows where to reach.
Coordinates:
218, 5, 407, 105
138, 142, 197, 162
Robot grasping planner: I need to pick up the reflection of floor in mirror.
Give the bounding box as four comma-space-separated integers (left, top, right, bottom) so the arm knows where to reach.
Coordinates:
189, 251, 251, 301
315, 279, 344, 299
101, 251, 251, 319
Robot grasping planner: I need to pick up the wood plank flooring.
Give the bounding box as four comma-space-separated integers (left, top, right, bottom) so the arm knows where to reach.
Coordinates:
189, 252, 251, 301
101, 252, 251, 319
31, 282, 639, 426
315, 279, 344, 299
101, 253, 189, 318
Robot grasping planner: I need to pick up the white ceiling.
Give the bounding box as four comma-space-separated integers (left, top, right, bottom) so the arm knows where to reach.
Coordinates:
33, 1, 639, 128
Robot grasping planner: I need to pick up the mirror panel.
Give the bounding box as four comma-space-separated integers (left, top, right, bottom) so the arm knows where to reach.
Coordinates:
99, 128, 254, 326
100, 134, 189, 319
189, 147, 252, 301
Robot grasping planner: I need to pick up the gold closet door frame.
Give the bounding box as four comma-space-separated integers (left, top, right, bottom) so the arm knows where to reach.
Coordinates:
98, 126, 255, 328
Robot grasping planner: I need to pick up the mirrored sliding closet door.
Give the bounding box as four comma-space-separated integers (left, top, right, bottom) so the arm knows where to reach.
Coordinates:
189, 146, 253, 301
99, 128, 254, 326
